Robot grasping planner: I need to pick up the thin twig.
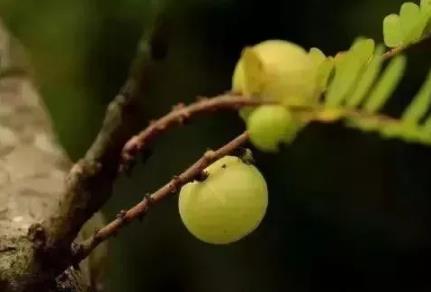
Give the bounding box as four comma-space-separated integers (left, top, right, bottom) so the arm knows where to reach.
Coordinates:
119, 93, 404, 170
383, 35, 431, 60
72, 132, 250, 263
382, 46, 404, 60
120, 94, 261, 171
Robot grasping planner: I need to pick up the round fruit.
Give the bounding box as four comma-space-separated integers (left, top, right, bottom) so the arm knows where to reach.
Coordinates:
178, 156, 268, 244
232, 40, 318, 106
247, 105, 299, 152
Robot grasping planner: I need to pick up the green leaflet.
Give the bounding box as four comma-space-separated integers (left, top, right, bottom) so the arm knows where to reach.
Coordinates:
316, 58, 334, 93
319, 34, 431, 146
325, 54, 360, 106
422, 0, 431, 10
423, 113, 431, 133
383, 1, 431, 48
421, 0, 431, 13
384, 14, 403, 47
400, 2, 422, 44
363, 55, 406, 114
421, 0, 431, 35
351, 38, 375, 63
402, 70, 431, 124
309, 47, 326, 65
325, 39, 374, 107
345, 115, 431, 145
309, 47, 334, 95
347, 46, 385, 108
381, 123, 431, 144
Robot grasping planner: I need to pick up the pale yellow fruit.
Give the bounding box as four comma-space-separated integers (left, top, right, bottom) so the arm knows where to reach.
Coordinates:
247, 105, 299, 152
178, 156, 268, 244
232, 39, 318, 106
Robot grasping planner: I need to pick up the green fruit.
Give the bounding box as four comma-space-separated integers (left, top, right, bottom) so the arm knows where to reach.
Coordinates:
247, 105, 298, 152
232, 40, 318, 106
178, 156, 268, 244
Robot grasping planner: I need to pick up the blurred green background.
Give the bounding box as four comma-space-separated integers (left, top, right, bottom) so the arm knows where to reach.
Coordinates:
2, 0, 431, 291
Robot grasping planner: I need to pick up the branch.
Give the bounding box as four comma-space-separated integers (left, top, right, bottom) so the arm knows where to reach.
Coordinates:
120, 94, 261, 170
42, 31, 160, 255
119, 93, 406, 171
72, 132, 250, 263
383, 46, 403, 60
383, 35, 431, 59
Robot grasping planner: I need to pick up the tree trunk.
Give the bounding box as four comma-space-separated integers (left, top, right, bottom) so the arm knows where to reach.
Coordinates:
0, 19, 103, 292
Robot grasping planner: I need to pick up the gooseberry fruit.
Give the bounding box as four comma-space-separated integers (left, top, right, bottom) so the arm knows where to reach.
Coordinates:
247, 105, 299, 152
178, 156, 268, 244
232, 40, 318, 106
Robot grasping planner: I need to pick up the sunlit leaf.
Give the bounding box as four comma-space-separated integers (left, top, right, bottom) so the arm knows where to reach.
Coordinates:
402, 70, 431, 124
384, 14, 403, 47
316, 57, 334, 94
347, 46, 384, 108
309, 47, 326, 66
399, 2, 422, 44
363, 55, 406, 113
420, 0, 431, 35
351, 38, 375, 64
326, 55, 357, 106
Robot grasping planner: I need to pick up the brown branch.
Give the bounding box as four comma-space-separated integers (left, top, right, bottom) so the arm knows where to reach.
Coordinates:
41, 30, 162, 257
382, 46, 404, 60
383, 35, 431, 60
120, 94, 261, 171
119, 93, 405, 171
72, 132, 250, 263
43, 83, 137, 248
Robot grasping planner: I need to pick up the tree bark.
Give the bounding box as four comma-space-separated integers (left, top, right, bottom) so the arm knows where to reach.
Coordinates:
0, 19, 102, 292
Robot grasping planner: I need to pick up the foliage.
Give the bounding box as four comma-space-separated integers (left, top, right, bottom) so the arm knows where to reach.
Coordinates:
235, 0, 431, 151
383, 1, 431, 48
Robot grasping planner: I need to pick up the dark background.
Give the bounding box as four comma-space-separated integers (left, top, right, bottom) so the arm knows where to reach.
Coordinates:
1, 0, 431, 291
